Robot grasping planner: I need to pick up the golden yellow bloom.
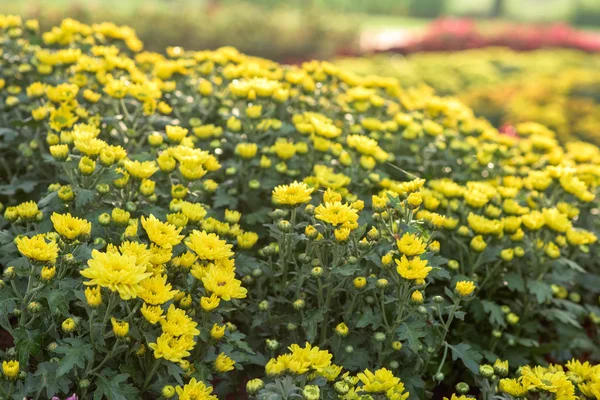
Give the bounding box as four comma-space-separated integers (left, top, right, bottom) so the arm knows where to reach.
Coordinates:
111, 317, 129, 337
85, 286, 102, 307
200, 294, 221, 312
395, 256, 432, 281
2, 360, 19, 380
141, 215, 184, 249
16, 234, 59, 264
186, 230, 234, 261
51, 212, 91, 240
211, 324, 226, 340
214, 352, 235, 373
272, 181, 313, 206
315, 202, 359, 228
139, 274, 178, 305
81, 249, 152, 300
124, 160, 159, 179
396, 233, 427, 256
160, 304, 200, 337
141, 303, 164, 324
357, 368, 400, 393
175, 378, 217, 400
149, 333, 196, 363
455, 281, 476, 297
40, 265, 57, 281
201, 263, 247, 301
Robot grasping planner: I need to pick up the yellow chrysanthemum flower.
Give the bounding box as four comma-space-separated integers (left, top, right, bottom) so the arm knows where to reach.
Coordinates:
272, 181, 313, 206
396, 232, 427, 256
81, 249, 152, 300
51, 212, 91, 240
16, 234, 59, 264
141, 214, 184, 249
395, 255, 432, 281
186, 230, 234, 261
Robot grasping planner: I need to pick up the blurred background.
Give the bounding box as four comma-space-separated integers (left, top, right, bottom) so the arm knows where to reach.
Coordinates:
3, 0, 600, 144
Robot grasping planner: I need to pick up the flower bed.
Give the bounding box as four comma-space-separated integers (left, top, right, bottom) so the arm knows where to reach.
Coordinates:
335, 48, 600, 146
0, 15, 599, 400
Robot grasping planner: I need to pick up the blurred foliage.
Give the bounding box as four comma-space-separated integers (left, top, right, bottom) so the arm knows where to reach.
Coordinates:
335, 48, 600, 145
0, 1, 359, 61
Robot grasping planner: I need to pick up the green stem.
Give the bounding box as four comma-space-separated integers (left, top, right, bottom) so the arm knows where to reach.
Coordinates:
142, 358, 161, 391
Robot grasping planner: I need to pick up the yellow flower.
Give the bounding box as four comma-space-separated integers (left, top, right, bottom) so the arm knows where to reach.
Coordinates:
542, 208, 572, 233
357, 368, 400, 393
396, 233, 427, 256
395, 256, 431, 281
49, 105, 78, 131
455, 281, 476, 297
335, 323, 349, 336
160, 304, 200, 337
149, 333, 196, 363
51, 212, 91, 240
522, 211, 545, 231
314, 202, 359, 228
186, 230, 234, 261
211, 324, 226, 340
139, 274, 178, 305
470, 235, 487, 252
111, 317, 129, 337
2, 360, 19, 380
272, 181, 313, 206
165, 125, 188, 143
141, 215, 184, 249
200, 294, 221, 312
201, 264, 247, 301
141, 303, 164, 324
124, 160, 159, 179
175, 378, 217, 400
16, 234, 59, 264
40, 265, 57, 281
81, 249, 152, 300
85, 286, 102, 307
214, 352, 235, 373
499, 378, 528, 397
237, 231, 259, 249
236, 143, 258, 159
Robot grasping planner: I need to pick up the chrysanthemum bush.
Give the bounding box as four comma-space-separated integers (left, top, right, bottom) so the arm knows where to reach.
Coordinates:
0, 15, 598, 400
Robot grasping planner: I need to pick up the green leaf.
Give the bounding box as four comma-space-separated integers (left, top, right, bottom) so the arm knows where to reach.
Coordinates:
397, 321, 426, 353
46, 290, 71, 317
527, 281, 553, 304
449, 343, 482, 374
302, 309, 324, 343
481, 300, 506, 328
546, 309, 582, 328
13, 327, 42, 366
355, 306, 379, 329
93, 370, 139, 400
558, 257, 586, 273
75, 189, 95, 209
55, 338, 94, 377
34, 362, 71, 398
503, 272, 525, 292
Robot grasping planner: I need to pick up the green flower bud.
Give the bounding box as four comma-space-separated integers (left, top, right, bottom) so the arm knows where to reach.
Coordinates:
434, 372, 445, 382
455, 382, 470, 394
373, 332, 386, 342
96, 183, 110, 194
258, 300, 269, 311
293, 299, 305, 310
277, 219, 292, 232
98, 213, 111, 226
158, 386, 175, 398
27, 301, 41, 313
266, 339, 279, 351
303, 385, 320, 400
252, 268, 263, 278
345, 345, 354, 353
480, 364, 494, 378
246, 379, 264, 395
79, 378, 91, 389
417, 306, 428, 315
433, 295, 444, 304
390, 360, 399, 369
334, 381, 350, 394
